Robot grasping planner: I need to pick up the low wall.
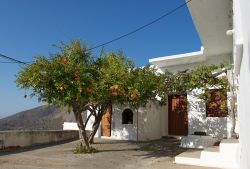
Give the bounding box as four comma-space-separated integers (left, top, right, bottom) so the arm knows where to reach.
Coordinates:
0, 130, 79, 148
180, 135, 219, 149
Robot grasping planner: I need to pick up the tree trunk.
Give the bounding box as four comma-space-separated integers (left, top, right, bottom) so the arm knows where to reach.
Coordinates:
88, 103, 110, 144
88, 114, 103, 144
73, 111, 90, 148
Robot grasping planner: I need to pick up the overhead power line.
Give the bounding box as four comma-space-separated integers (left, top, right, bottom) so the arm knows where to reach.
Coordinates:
86, 0, 192, 51
0, 0, 192, 64
0, 53, 27, 65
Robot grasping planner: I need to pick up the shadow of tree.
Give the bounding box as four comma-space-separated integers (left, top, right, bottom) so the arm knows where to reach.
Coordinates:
132, 137, 188, 159
95, 137, 189, 159
0, 137, 196, 165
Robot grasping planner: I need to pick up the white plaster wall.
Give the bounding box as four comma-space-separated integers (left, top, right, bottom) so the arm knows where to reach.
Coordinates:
110, 102, 167, 141
137, 102, 167, 141
85, 110, 101, 138
111, 105, 137, 140
187, 90, 230, 138
85, 110, 94, 131
63, 122, 79, 130
63, 103, 167, 141
161, 102, 168, 137
236, 0, 250, 168
63, 110, 101, 138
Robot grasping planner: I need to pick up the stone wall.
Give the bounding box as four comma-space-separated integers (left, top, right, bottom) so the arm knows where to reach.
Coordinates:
0, 130, 79, 148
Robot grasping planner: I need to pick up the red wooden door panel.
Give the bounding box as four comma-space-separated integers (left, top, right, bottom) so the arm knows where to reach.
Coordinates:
168, 95, 188, 136
101, 105, 112, 137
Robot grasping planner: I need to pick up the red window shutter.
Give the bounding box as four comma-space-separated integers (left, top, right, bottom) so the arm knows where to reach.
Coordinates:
206, 89, 228, 117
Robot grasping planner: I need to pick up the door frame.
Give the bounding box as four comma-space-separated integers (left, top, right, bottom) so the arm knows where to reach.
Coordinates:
168, 94, 188, 136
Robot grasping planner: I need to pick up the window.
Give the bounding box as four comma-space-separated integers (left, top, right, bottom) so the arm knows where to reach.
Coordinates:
122, 109, 133, 124
206, 89, 228, 117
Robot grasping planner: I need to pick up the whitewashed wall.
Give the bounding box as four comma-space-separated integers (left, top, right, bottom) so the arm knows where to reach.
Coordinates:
63, 103, 167, 141
236, 0, 250, 168
187, 90, 230, 138
111, 105, 137, 140
63, 111, 101, 137
63, 122, 78, 130
110, 103, 167, 141
137, 102, 167, 141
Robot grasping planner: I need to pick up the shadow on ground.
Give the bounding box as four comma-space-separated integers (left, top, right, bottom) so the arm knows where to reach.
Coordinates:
0, 138, 77, 157
0, 137, 189, 160
134, 137, 188, 159
94, 137, 188, 159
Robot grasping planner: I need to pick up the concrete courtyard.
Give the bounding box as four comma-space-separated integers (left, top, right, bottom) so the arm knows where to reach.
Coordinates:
0, 138, 214, 169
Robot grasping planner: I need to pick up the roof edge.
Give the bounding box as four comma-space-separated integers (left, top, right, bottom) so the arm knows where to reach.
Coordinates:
149, 46, 204, 64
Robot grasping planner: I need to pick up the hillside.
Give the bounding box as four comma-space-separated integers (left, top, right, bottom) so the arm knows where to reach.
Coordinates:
0, 106, 75, 130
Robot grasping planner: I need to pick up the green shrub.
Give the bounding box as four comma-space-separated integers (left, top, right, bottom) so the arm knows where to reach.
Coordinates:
73, 143, 97, 154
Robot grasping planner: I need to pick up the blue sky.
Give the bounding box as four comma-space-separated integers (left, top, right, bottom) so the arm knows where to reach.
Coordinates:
0, 0, 201, 118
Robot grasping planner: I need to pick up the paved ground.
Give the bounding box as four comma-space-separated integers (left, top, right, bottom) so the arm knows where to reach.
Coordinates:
0, 138, 214, 169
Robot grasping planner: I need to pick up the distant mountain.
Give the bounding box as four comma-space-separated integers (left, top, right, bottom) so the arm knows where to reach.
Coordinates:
0, 106, 75, 130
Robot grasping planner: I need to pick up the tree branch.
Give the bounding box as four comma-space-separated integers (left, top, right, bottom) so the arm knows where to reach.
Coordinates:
212, 68, 227, 77
84, 113, 92, 127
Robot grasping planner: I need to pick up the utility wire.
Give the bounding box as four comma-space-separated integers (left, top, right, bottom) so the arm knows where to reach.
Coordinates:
86, 0, 192, 51
0, 53, 27, 65
0, 0, 192, 64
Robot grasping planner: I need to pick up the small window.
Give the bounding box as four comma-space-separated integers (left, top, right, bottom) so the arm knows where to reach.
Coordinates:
206, 89, 228, 117
122, 109, 133, 124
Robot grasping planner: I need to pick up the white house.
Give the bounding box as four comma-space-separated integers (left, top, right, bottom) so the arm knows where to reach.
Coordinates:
64, 0, 234, 144
64, 8, 233, 142
64, 0, 250, 168
87, 46, 233, 144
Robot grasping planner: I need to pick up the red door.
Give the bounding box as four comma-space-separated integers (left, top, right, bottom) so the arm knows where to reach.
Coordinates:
101, 104, 112, 137
168, 95, 188, 136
